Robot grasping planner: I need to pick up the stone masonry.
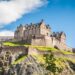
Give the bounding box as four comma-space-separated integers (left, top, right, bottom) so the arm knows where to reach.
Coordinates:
14, 20, 72, 51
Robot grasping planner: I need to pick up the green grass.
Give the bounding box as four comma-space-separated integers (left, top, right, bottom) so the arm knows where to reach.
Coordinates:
57, 57, 75, 64
63, 57, 75, 63
3, 42, 74, 55
3, 41, 30, 46
25, 45, 58, 51
3, 42, 57, 51
54, 57, 75, 69
60, 50, 74, 55
3, 42, 20, 46
12, 55, 27, 65
33, 46, 57, 51
54, 58, 66, 68
32, 55, 45, 64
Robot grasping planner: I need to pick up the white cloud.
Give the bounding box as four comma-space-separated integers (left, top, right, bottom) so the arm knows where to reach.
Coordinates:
0, 0, 47, 25
0, 30, 14, 36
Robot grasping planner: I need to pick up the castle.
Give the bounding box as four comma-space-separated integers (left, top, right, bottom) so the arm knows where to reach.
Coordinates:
14, 20, 72, 51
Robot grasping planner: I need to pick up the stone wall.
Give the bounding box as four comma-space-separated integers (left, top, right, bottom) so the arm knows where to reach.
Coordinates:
31, 36, 53, 47
52, 37, 66, 50
31, 36, 72, 51
2, 46, 28, 54
23, 26, 40, 40
0, 46, 29, 63
28, 47, 39, 55
31, 38, 46, 46
44, 36, 53, 47
14, 21, 51, 41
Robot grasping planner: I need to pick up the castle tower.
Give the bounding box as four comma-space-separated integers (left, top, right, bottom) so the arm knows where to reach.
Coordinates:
14, 24, 25, 41
60, 32, 66, 44
39, 19, 51, 36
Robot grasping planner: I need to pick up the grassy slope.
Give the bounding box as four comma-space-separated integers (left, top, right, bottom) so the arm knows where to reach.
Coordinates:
3, 41, 74, 54
3, 41, 75, 65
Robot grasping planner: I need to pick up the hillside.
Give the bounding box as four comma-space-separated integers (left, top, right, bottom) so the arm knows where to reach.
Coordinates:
0, 42, 75, 75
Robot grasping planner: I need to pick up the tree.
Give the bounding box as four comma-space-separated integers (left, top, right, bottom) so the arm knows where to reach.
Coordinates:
44, 53, 63, 75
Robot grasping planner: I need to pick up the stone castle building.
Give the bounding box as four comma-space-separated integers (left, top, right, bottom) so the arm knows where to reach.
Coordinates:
14, 20, 72, 51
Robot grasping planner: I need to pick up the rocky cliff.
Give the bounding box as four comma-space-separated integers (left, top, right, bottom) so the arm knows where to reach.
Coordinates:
1, 55, 75, 75
0, 45, 75, 75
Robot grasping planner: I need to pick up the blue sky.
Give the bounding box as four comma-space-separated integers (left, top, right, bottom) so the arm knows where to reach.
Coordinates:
0, 0, 75, 48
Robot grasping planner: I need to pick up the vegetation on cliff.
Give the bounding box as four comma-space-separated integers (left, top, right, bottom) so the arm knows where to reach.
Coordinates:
1, 41, 75, 75
3, 41, 74, 54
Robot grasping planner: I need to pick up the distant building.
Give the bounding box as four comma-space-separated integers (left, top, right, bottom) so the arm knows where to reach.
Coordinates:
14, 20, 72, 51
0, 36, 14, 42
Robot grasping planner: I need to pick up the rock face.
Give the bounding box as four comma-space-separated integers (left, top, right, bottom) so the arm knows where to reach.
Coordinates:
5, 55, 46, 75
0, 55, 75, 75
0, 46, 75, 75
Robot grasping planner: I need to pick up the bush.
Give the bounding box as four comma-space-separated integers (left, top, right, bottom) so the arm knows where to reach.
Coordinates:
44, 53, 63, 75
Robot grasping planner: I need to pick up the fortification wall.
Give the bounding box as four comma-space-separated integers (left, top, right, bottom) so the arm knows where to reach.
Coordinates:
31, 36, 71, 51
52, 37, 66, 50
2, 46, 28, 54
31, 38, 46, 46
44, 36, 53, 47
52, 37, 72, 51
31, 36, 53, 47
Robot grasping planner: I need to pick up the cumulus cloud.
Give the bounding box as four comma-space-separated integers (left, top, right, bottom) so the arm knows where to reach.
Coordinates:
0, 0, 47, 25
0, 30, 14, 36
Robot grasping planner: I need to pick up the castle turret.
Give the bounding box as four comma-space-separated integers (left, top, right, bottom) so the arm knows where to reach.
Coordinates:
39, 19, 52, 36
14, 24, 25, 41
52, 31, 66, 44
60, 32, 66, 44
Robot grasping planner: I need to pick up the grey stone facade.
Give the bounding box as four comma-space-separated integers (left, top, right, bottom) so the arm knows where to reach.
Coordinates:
14, 20, 72, 51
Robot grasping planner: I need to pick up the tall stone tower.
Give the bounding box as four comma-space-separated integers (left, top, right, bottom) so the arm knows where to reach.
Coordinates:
39, 19, 51, 36
14, 24, 25, 41
60, 32, 66, 44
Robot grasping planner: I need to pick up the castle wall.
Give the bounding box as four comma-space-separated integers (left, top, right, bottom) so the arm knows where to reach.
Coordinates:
23, 25, 40, 40
31, 36, 53, 47
28, 47, 39, 55
44, 36, 53, 47
53, 37, 66, 50
31, 38, 46, 46
52, 37, 72, 51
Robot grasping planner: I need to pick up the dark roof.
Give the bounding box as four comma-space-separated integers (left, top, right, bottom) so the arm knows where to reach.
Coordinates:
60, 32, 66, 37
52, 31, 66, 40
